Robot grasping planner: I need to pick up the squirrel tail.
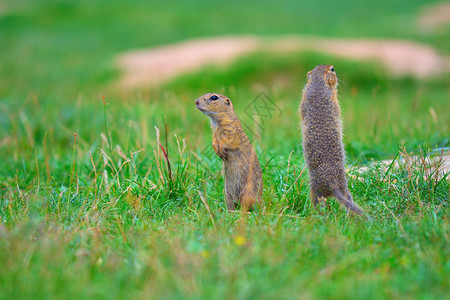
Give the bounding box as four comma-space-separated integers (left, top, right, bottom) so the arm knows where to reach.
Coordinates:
333, 187, 365, 216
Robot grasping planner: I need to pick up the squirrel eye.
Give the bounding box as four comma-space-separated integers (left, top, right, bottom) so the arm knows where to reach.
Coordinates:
210, 95, 219, 101
330, 67, 335, 72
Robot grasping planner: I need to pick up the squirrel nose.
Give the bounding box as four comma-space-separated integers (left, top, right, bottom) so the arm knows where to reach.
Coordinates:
195, 99, 199, 105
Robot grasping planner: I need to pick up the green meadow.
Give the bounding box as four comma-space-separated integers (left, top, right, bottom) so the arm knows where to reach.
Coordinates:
0, 0, 449, 299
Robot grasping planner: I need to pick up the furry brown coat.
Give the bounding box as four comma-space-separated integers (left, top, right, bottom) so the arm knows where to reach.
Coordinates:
196, 93, 263, 211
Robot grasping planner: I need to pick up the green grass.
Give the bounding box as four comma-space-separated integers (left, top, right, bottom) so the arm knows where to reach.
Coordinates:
0, 0, 449, 299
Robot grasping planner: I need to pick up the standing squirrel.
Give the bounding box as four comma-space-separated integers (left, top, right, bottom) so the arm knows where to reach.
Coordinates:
300, 65, 364, 216
195, 93, 263, 211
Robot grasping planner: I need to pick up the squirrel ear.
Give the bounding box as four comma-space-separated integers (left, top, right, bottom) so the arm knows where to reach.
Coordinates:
307, 71, 312, 80
225, 98, 231, 106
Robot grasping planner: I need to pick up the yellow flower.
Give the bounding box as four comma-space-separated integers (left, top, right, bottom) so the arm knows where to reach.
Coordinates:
201, 250, 210, 258
234, 236, 246, 246
96, 257, 103, 265
399, 255, 410, 266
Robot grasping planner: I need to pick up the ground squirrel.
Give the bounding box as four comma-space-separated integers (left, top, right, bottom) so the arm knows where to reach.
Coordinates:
300, 65, 364, 216
195, 93, 263, 211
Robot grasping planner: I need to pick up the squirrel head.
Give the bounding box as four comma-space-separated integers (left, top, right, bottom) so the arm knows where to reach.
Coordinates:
306, 65, 338, 89
195, 93, 235, 120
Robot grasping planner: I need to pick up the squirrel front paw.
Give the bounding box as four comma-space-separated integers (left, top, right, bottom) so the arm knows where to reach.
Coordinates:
219, 148, 229, 161
213, 140, 229, 161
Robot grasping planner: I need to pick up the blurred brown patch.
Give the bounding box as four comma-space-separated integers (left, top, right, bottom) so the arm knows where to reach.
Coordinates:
418, 2, 450, 32
116, 36, 450, 89
116, 36, 259, 89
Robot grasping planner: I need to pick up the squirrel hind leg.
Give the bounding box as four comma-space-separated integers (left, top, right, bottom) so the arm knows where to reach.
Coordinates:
333, 187, 365, 216
311, 188, 330, 216
310, 188, 319, 207
239, 188, 257, 212
311, 188, 327, 207
226, 198, 238, 211
225, 192, 239, 211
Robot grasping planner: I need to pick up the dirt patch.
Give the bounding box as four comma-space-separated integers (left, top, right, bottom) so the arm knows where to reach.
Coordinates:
116, 35, 450, 88
353, 150, 450, 181
117, 36, 259, 88
418, 2, 450, 31
267, 36, 448, 78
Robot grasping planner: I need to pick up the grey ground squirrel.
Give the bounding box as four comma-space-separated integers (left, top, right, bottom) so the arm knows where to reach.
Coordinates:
300, 65, 364, 216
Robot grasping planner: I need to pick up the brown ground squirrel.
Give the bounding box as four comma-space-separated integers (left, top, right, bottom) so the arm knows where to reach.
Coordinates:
195, 93, 263, 211
300, 65, 364, 216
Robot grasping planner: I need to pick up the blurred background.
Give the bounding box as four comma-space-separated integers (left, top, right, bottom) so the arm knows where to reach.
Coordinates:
0, 2, 449, 298
0, 0, 449, 180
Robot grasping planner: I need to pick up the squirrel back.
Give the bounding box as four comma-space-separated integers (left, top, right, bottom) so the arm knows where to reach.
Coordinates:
300, 65, 364, 216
